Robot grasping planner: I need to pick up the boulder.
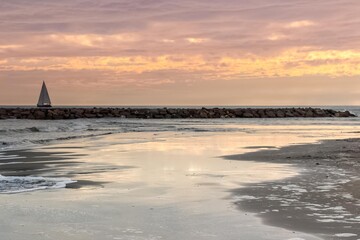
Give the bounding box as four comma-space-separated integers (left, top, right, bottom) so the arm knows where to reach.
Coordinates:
243, 112, 254, 118
266, 110, 276, 118
296, 109, 306, 116
314, 109, 326, 117
233, 109, 243, 117
199, 111, 208, 118
34, 110, 46, 119
285, 111, 295, 117
305, 110, 314, 117
276, 110, 285, 118
0, 109, 6, 115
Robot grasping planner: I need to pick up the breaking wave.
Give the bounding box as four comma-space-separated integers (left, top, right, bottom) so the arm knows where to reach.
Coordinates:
0, 175, 76, 194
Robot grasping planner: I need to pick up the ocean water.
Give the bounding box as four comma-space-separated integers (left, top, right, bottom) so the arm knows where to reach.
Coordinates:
0, 106, 359, 151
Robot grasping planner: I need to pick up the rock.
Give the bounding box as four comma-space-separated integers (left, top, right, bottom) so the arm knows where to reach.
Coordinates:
159, 109, 167, 115
257, 109, 266, 118
305, 110, 314, 117
266, 110, 276, 118
285, 111, 295, 117
335, 111, 353, 117
20, 110, 31, 115
199, 111, 208, 118
233, 109, 243, 117
250, 110, 259, 118
276, 110, 285, 118
0, 107, 356, 120
74, 109, 85, 115
314, 109, 326, 117
243, 112, 254, 118
34, 110, 46, 119
296, 109, 306, 116
343, 111, 353, 117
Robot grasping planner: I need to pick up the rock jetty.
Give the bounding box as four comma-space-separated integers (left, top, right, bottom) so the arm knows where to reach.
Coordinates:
0, 107, 355, 120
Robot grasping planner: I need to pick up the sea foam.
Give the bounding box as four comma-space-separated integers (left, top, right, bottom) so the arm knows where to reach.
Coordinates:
0, 175, 76, 194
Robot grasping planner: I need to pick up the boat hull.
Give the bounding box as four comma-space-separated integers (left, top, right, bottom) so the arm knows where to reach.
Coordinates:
37, 104, 52, 108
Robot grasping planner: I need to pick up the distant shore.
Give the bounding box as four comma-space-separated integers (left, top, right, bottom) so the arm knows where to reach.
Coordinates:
0, 107, 356, 120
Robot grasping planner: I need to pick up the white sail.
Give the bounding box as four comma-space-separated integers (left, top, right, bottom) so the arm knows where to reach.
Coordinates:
37, 81, 52, 107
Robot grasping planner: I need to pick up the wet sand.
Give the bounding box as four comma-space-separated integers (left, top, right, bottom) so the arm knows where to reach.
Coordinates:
0, 132, 325, 240
225, 138, 360, 240
0, 148, 128, 190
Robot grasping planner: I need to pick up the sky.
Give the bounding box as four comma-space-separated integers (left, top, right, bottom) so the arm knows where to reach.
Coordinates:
0, 0, 360, 106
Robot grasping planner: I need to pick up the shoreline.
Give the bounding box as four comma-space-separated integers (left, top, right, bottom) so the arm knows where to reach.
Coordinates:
0, 107, 356, 120
224, 138, 360, 240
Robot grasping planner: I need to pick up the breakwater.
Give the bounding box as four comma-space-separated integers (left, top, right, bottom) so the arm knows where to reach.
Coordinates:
0, 107, 355, 120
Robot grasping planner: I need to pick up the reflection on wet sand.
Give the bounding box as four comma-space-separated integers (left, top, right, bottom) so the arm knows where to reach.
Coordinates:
0, 149, 121, 188
0, 131, 325, 240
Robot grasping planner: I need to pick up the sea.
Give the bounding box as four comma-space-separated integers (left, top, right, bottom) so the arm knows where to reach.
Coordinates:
1, 106, 359, 151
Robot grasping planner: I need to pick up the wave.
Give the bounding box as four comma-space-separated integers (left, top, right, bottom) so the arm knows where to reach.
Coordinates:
0, 121, 92, 134
0, 175, 76, 194
2, 116, 360, 152
29, 132, 113, 144
0, 127, 41, 133
0, 126, 85, 133
0, 132, 114, 151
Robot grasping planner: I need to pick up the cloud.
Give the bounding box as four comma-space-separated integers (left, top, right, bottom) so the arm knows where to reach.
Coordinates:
0, 44, 23, 53
1, 0, 360, 104
285, 20, 316, 29
162, 39, 175, 43
47, 33, 139, 47
1, 0, 359, 57
267, 33, 288, 41
1, 48, 360, 81
185, 38, 209, 44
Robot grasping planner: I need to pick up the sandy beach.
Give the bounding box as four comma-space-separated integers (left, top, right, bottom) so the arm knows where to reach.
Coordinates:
0, 118, 359, 239
226, 138, 360, 240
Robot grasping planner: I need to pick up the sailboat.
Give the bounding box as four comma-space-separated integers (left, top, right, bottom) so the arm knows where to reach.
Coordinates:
37, 81, 52, 107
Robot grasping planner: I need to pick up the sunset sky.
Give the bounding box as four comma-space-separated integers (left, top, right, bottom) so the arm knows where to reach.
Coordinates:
1, 0, 360, 106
